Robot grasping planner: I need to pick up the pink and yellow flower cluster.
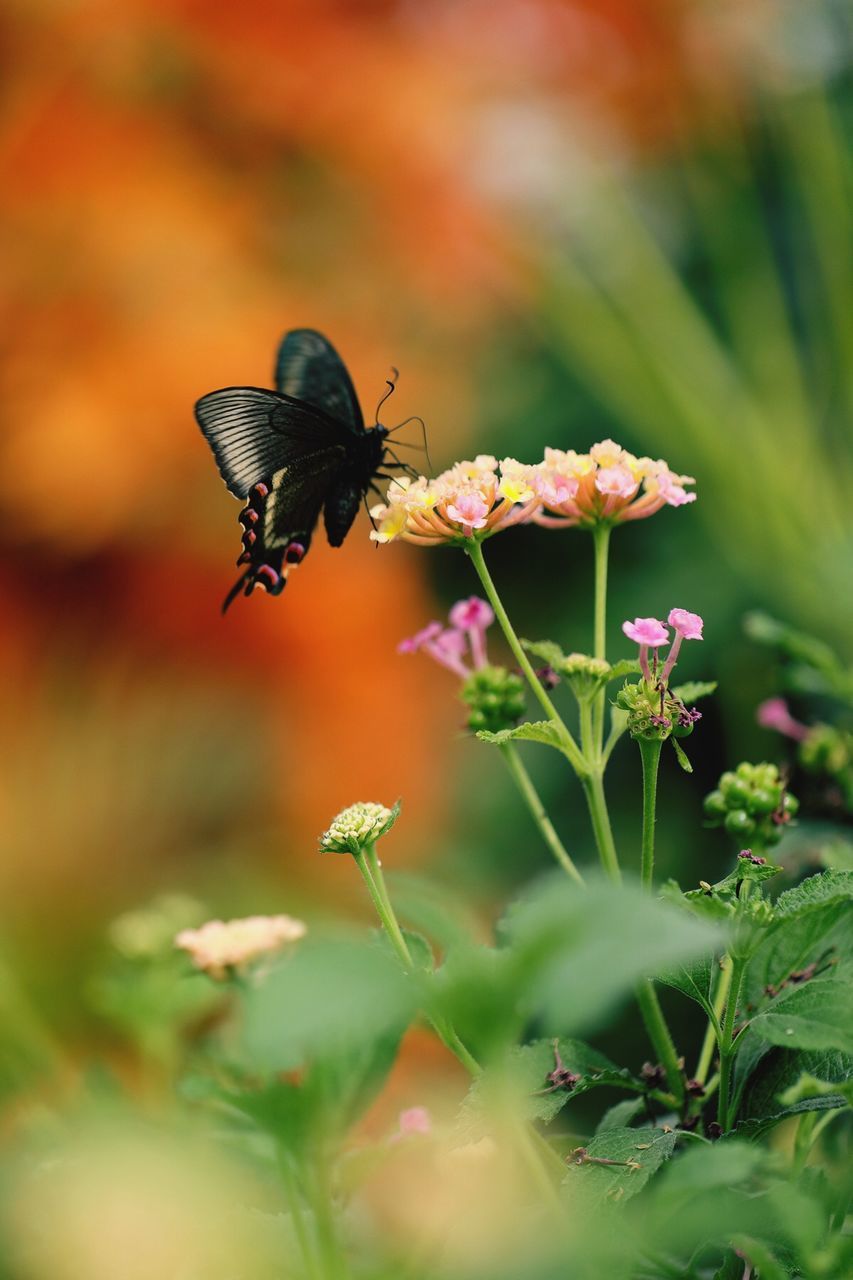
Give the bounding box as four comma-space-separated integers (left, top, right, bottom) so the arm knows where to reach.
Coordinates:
175, 914, 307, 980
370, 442, 695, 546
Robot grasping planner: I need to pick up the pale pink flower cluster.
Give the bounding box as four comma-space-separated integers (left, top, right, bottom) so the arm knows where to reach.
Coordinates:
622, 608, 704, 683
370, 456, 539, 545
370, 442, 695, 546
175, 914, 307, 980
390, 1106, 432, 1143
757, 697, 809, 742
531, 441, 696, 528
398, 597, 494, 677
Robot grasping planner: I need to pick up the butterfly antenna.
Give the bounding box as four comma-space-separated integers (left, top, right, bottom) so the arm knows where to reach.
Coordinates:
221, 571, 250, 615
389, 415, 433, 474
383, 447, 420, 481
374, 367, 399, 423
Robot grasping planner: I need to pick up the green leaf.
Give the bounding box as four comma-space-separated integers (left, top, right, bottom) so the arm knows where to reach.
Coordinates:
670, 680, 718, 702
499, 875, 721, 1037
737, 1047, 853, 1128
242, 932, 416, 1074
476, 719, 566, 751
596, 1097, 646, 1133
742, 871, 853, 1007
777, 1071, 853, 1108
510, 1038, 642, 1123
747, 980, 853, 1053
658, 954, 717, 1015
561, 1127, 677, 1210
671, 737, 693, 772
520, 639, 567, 669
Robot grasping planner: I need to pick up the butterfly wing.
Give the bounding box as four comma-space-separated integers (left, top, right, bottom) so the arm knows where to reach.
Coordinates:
195, 386, 353, 498
274, 329, 364, 432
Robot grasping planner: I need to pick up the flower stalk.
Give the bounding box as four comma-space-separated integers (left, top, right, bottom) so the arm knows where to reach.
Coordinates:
499, 742, 584, 885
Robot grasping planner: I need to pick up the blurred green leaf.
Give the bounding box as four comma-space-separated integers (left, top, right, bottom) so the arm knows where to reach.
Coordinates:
737, 1047, 853, 1127
670, 680, 718, 703
242, 932, 416, 1074
595, 1098, 645, 1133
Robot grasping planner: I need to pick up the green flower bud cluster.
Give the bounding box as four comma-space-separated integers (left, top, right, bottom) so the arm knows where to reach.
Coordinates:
460, 665, 526, 735
319, 801, 399, 855
616, 681, 700, 743
703, 762, 798, 846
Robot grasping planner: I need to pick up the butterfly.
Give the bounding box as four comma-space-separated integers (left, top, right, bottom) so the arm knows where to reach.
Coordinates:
195, 329, 422, 613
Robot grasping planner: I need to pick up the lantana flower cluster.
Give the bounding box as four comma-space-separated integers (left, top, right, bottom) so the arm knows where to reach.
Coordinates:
370, 442, 695, 545
618, 608, 705, 740
175, 914, 307, 980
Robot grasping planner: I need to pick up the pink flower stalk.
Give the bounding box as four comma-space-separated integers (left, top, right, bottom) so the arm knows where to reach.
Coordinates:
397, 622, 470, 678
399, 597, 495, 677
449, 597, 494, 669
661, 608, 705, 681
369, 456, 540, 546
622, 617, 670, 682
391, 1106, 432, 1142
530, 441, 696, 529
757, 697, 809, 742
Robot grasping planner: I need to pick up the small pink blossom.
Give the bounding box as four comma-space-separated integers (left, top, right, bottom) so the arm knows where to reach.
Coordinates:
449, 597, 494, 631
622, 618, 670, 647
395, 1106, 432, 1139
595, 464, 639, 501
444, 491, 491, 533
757, 697, 809, 742
397, 622, 444, 655
661, 608, 704, 680
668, 608, 704, 641
175, 915, 307, 980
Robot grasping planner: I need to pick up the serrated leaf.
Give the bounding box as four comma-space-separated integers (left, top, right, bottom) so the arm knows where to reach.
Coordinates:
747, 980, 853, 1053
511, 1038, 642, 1123
658, 955, 717, 1014
742, 872, 853, 1007
671, 737, 693, 772
670, 680, 718, 702
561, 1127, 676, 1210
737, 1047, 853, 1127
774, 869, 853, 919
476, 719, 566, 750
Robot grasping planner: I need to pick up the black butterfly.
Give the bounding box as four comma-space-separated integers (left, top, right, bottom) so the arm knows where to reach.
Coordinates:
195, 329, 421, 613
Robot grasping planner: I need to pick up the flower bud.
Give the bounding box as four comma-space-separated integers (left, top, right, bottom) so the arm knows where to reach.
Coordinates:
460, 665, 526, 734
319, 801, 400, 855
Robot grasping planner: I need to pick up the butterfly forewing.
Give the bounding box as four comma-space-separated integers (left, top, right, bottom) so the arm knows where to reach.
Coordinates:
274, 329, 364, 432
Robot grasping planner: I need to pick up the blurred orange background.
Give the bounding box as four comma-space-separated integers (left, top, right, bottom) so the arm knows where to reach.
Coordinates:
2, 0, 851, 1049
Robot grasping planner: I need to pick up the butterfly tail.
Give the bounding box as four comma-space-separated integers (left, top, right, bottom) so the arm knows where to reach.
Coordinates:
221, 570, 252, 615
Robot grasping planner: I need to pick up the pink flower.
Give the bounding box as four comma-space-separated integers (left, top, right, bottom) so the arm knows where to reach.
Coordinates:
369, 458, 539, 546
622, 618, 670, 647
529, 443, 696, 529
661, 608, 704, 680
397, 622, 444, 655
396, 1106, 432, 1139
449, 596, 494, 669
448, 597, 494, 631
445, 491, 491, 533
668, 608, 704, 640
757, 697, 809, 742
623, 617, 669, 683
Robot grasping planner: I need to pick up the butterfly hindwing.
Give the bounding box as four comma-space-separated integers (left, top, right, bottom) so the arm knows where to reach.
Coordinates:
274, 329, 364, 433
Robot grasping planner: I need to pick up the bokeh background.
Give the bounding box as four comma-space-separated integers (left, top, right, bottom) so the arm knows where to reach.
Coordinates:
1, 0, 851, 1118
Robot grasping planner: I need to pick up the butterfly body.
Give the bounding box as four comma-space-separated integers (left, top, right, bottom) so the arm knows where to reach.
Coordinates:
195, 330, 398, 612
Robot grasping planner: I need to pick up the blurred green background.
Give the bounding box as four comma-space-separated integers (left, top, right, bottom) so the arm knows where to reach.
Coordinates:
1, 0, 851, 1124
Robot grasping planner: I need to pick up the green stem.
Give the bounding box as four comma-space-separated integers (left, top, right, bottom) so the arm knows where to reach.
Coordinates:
311, 1154, 349, 1280
717, 957, 746, 1132
591, 523, 612, 748
357, 846, 482, 1078
792, 1111, 818, 1176
635, 978, 685, 1106
353, 846, 413, 969
277, 1150, 322, 1280
499, 743, 584, 885
638, 736, 663, 889
466, 539, 585, 773
695, 957, 731, 1084
581, 772, 621, 883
